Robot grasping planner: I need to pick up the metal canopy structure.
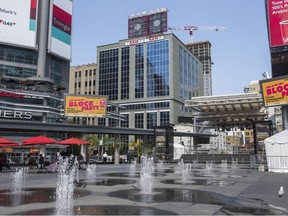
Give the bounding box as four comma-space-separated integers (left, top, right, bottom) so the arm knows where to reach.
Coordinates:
0, 119, 213, 139
185, 93, 268, 129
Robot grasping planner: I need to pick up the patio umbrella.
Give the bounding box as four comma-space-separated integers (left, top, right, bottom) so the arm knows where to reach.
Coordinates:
0, 137, 18, 145
57, 137, 90, 145
21, 135, 58, 157
0, 143, 20, 147
21, 135, 57, 145
57, 137, 90, 157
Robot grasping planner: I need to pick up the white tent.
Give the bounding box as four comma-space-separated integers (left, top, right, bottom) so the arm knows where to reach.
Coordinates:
264, 130, 288, 173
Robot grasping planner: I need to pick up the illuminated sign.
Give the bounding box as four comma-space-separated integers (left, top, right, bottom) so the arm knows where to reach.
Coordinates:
0, 0, 38, 49
128, 8, 168, 38
64, 94, 107, 117
125, 36, 164, 46
260, 75, 288, 107
267, 0, 288, 47
0, 91, 43, 99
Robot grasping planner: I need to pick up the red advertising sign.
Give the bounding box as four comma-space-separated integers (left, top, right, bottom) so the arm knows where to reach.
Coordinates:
268, 0, 288, 47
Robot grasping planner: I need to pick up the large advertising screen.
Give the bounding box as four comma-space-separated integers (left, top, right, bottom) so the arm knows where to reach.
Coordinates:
271, 51, 288, 77
64, 95, 107, 117
0, 0, 38, 49
259, 76, 288, 107
267, 0, 288, 47
48, 0, 72, 60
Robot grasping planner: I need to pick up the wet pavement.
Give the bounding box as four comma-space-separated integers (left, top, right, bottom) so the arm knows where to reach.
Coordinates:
0, 163, 288, 215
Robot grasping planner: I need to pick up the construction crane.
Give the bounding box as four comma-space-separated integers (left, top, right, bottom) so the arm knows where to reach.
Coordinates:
168, 26, 227, 43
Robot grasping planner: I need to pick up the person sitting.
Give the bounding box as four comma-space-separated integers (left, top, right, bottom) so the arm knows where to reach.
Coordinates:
47, 160, 57, 173
28, 156, 37, 170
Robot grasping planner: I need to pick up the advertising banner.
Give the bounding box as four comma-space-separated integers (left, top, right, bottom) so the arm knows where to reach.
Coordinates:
267, 0, 288, 47
0, 0, 38, 49
48, 0, 72, 60
260, 76, 288, 107
64, 94, 107, 117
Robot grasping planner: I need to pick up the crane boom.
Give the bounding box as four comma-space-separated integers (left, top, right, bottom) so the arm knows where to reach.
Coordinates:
168, 26, 227, 42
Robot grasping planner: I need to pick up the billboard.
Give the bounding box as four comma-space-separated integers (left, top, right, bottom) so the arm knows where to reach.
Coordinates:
48, 0, 72, 60
128, 8, 168, 38
259, 75, 288, 107
64, 94, 107, 117
271, 51, 288, 77
0, 0, 38, 49
267, 0, 288, 47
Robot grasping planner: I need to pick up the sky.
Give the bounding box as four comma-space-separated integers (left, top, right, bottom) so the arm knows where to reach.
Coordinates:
71, 0, 271, 96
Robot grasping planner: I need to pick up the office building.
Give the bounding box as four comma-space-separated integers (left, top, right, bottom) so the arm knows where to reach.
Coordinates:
186, 41, 213, 96
95, 33, 203, 132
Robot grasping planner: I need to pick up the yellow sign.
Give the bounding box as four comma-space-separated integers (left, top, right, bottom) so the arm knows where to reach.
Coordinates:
65, 94, 107, 117
260, 76, 288, 107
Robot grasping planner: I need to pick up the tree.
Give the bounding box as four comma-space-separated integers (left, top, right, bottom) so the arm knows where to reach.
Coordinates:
87, 134, 100, 156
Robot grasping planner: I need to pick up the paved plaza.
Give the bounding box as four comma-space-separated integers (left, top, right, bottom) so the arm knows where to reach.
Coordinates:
0, 162, 288, 215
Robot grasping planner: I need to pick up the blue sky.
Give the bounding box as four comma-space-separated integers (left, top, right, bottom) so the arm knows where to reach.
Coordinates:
71, 0, 270, 96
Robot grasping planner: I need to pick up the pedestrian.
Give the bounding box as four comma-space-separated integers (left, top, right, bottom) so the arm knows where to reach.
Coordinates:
38, 154, 44, 169
103, 152, 108, 163
0, 150, 11, 171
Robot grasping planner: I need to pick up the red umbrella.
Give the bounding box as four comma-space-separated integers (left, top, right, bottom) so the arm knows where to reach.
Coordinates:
57, 137, 90, 145
0, 137, 18, 145
0, 143, 19, 147
21, 135, 57, 145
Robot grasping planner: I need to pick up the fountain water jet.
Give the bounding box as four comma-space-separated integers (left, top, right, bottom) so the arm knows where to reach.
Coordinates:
86, 164, 97, 183
139, 156, 154, 194
54, 155, 78, 216
11, 167, 28, 206
129, 160, 137, 177
11, 167, 27, 194
178, 159, 191, 184
156, 160, 164, 170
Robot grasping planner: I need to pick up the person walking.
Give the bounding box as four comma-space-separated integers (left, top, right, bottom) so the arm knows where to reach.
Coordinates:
103, 152, 108, 163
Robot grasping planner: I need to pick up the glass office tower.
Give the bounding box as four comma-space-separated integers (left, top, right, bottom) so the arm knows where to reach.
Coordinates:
96, 33, 204, 129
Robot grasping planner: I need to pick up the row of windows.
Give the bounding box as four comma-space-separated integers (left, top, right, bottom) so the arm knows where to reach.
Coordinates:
135, 45, 144, 98
1, 96, 62, 109
179, 46, 200, 99
0, 47, 38, 65
135, 111, 169, 129
0, 64, 36, 78
122, 101, 169, 111
74, 69, 96, 77
74, 80, 96, 88
99, 49, 119, 100
147, 41, 169, 97
121, 47, 130, 100
71, 111, 170, 129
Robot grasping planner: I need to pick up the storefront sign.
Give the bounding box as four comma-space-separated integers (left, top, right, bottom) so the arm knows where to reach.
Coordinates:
0, 110, 32, 119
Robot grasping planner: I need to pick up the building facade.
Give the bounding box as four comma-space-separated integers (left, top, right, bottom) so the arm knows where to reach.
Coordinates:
95, 33, 203, 131
0, 0, 71, 124
186, 41, 213, 96
0, 0, 73, 160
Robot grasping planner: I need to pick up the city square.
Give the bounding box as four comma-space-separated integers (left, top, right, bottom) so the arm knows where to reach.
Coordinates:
1, 0, 288, 215
0, 161, 288, 215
